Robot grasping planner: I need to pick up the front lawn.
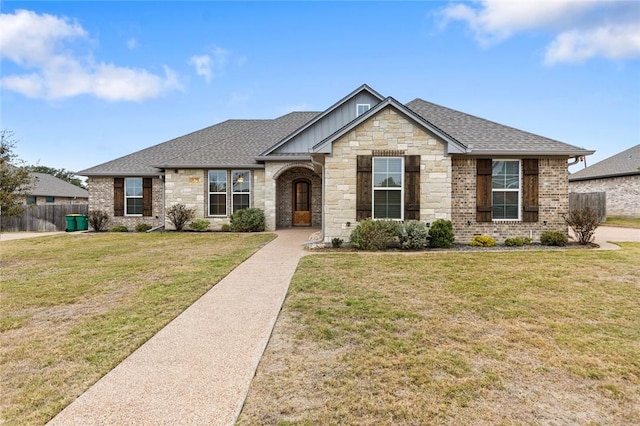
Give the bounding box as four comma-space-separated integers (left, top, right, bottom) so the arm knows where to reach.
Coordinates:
239, 244, 640, 425
604, 216, 640, 228
0, 232, 274, 426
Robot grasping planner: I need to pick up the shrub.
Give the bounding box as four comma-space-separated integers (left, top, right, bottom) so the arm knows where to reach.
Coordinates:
428, 219, 454, 248
220, 223, 231, 232
88, 209, 110, 232
401, 220, 429, 250
470, 235, 496, 247
189, 219, 211, 232
135, 223, 152, 232
540, 230, 568, 246
504, 236, 534, 247
350, 219, 402, 251
166, 204, 195, 231
230, 208, 265, 232
331, 237, 344, 248
108, 225, 128, 232
565, 205, 601, 245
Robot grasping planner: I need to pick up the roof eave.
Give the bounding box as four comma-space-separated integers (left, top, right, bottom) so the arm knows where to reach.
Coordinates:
254, 155, 311, 162
569, 171, 640, 181
462, 149, 595, 157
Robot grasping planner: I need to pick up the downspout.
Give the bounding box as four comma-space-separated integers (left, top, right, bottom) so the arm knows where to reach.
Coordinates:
567, 156, 584, 167
310, 154, 325, 244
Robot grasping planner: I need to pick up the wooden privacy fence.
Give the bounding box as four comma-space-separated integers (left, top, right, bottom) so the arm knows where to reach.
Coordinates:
569, 192, 606, 222
0, 204, 89, 232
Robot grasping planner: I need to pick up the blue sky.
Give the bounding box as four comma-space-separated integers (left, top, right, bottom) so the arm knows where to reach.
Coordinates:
1, 1, 639, 175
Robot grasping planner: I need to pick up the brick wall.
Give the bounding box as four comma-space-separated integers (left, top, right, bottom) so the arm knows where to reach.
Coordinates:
88, 176, 164, 230
452, 157, 569, 243
570, 175, 640, 217
324, 107, 452, 243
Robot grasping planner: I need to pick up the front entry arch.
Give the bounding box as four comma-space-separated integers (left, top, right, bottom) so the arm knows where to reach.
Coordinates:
293, 179, 311, 227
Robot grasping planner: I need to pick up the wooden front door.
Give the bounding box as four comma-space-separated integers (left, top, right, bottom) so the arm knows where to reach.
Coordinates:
292, 180, 311, 226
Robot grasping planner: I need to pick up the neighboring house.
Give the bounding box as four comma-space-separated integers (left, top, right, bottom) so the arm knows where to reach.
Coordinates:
79, 85, 593, 243
26, 172, 89, 205
569, 144, 640, 217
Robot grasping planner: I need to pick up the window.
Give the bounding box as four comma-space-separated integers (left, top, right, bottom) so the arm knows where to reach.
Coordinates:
125, 178, 143, 215
492, 160, 520, 220
26, 195, 36, 205
232, 170, 251, 213
357, 104, 370, 117
209, 170, 227, 216
373, 157, 403, 219
45, 196, 55, 203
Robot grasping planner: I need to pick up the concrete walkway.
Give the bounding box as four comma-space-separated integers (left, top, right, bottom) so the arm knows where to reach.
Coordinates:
47, 228, 314, 426
584, 225, 640, 249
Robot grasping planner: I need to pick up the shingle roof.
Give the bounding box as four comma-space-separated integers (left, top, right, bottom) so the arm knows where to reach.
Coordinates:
79, 88, 594, 177
78, 112, 320, 175
406, 99, 593, 156
569, 144, 640, 181
30, 173, 89, 198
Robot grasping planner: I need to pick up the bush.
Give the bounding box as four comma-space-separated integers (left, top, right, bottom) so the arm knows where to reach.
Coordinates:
135, 223, 152, 232
166, 204, 195, 231
540, 230, 568, 246
331, 237, 344, 248
401, 220, 429, 250
565, 205, 601, 245
470, 235, 496, 247
504, 236, 531, 247
230, 208, 265, 232
88, 209, 110, 232
108, 225, 128, 232
350, 219, 402, 251
220, 223, 231, 232
428, 219, 454, 248
189, 219, 211, 232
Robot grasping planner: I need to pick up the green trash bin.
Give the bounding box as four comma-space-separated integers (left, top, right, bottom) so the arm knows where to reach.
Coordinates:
65, 214, 77, 232
76, 214, 88, 231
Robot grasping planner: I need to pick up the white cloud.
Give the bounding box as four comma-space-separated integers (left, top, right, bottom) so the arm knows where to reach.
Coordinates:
126, 38, 138, 50
189, 47, 230, 84
439, 0, 640, 64
189, 54, 213, 83
0, 9, 181, 101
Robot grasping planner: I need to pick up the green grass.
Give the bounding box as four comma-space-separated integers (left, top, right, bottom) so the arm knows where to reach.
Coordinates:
239, 244, 640, 425
604, 216, 640, 228
0, 232, 275, 426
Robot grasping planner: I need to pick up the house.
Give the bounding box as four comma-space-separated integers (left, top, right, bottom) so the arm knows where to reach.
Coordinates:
569, 144, 640, 217
26, 172, 89, 205
79, 85, 593, 243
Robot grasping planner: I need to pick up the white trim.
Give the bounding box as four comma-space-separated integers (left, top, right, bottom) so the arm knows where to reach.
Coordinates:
372, 157, 404, 220
231, 170, 251, 213
491, 159, 521, 221
208, 170, 228, 217
124, 177, 143, 216
356, 103, 370, 117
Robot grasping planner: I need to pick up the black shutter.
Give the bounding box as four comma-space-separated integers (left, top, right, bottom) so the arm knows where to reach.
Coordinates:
404, 155, 420, 220
476, 159, 492, 222
114, 178, 124, 217
356, 156, 372, 221
142, 178, 153, 217
522, 159, 539, 222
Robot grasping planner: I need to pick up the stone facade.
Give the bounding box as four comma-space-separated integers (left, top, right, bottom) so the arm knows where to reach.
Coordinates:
88, 176, 164, 230
323, 107, 452, 243
451, 157, 569, 243
570, 175, 640, 217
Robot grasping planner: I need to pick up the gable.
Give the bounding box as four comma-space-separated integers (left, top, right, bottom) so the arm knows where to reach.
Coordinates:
260, 84, 384, 157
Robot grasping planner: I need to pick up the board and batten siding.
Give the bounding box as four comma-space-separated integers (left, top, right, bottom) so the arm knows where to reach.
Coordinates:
274, 92, 382, 154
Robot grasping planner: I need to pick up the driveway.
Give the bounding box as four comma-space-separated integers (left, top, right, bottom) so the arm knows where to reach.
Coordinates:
591, 225, 640, 249
0, 231, 66, 241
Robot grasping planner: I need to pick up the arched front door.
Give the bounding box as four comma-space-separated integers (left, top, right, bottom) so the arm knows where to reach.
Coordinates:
292, 180, 311, 227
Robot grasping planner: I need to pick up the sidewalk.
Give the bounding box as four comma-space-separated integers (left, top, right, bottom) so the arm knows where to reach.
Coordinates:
591, 225, 640, 249
47, 228, 314, 426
